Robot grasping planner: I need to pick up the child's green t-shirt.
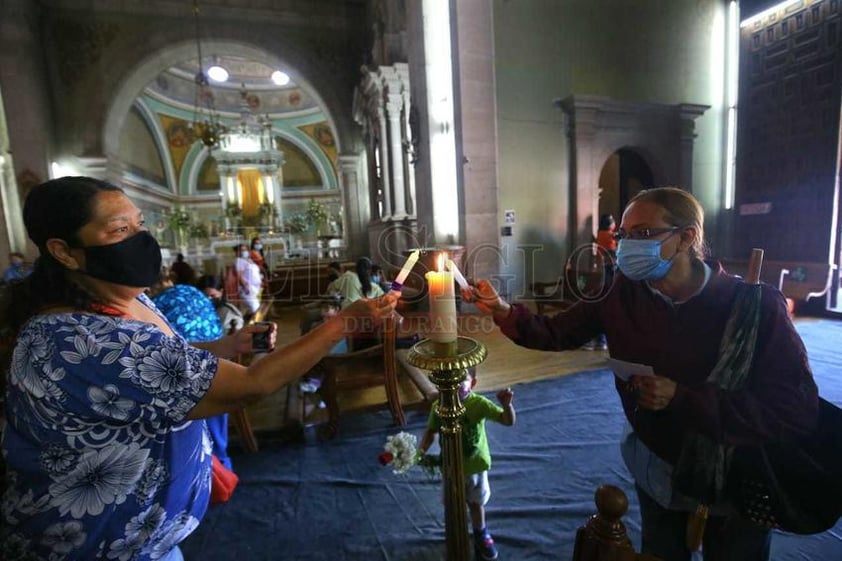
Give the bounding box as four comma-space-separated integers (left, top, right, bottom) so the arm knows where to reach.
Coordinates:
427, 393, 504, 475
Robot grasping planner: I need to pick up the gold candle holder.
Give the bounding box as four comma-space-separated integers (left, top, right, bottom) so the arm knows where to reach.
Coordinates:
406, 336, 488, 561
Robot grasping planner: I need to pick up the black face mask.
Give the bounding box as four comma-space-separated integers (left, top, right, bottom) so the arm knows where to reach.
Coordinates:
79, 231, 162, 287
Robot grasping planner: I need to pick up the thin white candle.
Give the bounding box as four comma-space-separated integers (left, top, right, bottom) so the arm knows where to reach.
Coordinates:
390, 249, 420, 291
425, 253, 457, 343
446, 259, 468, 290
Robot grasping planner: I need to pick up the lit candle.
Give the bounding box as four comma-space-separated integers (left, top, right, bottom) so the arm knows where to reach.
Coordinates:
390, 249, 420, 292
446, 259, 469, 290
425, 253, 458, 344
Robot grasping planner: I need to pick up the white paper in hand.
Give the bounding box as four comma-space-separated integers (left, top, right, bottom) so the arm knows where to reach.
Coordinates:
606, 358, 655, 382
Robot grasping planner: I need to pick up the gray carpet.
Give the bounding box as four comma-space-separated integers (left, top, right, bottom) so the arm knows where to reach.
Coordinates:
181, 318, 842, 560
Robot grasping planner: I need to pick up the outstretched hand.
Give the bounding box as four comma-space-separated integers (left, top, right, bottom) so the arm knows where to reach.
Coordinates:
460, 279, 509, 317
339, 293, 399, 333
230, 322, 276, 356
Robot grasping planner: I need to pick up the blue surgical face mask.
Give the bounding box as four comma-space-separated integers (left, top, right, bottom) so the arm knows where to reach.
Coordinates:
616, 238, 676, 281
253, 243, 263, 250
240, 251, 250, 260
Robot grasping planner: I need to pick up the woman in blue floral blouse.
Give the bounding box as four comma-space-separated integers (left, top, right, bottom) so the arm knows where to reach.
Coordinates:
0, 176, 398, 561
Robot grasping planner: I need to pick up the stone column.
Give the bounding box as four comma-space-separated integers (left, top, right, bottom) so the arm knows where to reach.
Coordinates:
557, 97, 600, 253
271, 172, 283, 227
338, 154, 367, 256
217, 165, 236, 233
376, 106, 392, 219
677, 104, 709, 194
385, 92, 407, 220
397, 63, 416, 218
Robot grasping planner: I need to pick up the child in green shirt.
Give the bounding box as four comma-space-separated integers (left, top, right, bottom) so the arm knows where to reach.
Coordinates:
418, 367, 516, 560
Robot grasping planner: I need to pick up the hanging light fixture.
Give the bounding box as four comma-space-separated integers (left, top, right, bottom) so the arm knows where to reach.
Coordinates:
190, 0, 225, 147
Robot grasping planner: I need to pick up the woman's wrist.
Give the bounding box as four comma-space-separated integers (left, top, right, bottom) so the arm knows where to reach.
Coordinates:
492, 301, 512, 320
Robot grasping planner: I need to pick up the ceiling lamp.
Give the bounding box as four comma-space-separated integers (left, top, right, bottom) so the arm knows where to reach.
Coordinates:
207, 63, 229, 83
189, 0, 225, 147
271, 70, 290, 86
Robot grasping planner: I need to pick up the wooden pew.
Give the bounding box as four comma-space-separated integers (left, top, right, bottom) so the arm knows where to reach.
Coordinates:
719, 258, 835, 305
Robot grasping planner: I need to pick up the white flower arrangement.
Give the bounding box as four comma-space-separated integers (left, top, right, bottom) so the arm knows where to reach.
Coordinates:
378, 431, 441, 477
381, 431, 418, 475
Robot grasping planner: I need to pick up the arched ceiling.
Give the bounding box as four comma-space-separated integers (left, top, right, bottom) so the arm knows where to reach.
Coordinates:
120, 50, 339, 195
145, 54, 321, 116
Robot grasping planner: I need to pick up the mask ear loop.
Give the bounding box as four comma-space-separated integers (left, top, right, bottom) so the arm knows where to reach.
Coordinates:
664, 228, 685, 262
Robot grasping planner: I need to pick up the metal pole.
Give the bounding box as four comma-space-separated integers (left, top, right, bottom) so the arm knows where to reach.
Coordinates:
407, 338, 487, 561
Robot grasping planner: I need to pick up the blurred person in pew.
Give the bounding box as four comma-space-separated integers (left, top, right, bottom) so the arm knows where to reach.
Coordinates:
196, 274, 245, 334
169, 252, 196, 285
331, 256, 385, 308
0, 176, 398, 561
463, 187, 818, 561
2, 251, 32, 284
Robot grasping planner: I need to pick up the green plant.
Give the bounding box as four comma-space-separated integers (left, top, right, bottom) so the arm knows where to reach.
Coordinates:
225, 202, 242, 219
285, 213, 308, 234
167, 208, 191, 233
258, 202, 275, 217
305, 199, 329, 228
190, 223, 209, 240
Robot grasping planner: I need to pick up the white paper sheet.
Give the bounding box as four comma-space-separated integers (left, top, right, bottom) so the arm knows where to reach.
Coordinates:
606, 358, 655, 382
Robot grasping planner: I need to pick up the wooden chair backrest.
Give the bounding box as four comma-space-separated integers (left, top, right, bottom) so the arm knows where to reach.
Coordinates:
317, 314, 404, 437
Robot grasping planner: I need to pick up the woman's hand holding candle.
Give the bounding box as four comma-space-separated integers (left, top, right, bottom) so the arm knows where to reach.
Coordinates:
446, 259, 469, 290
461, 279, 511, 319
390, 249, 420, 292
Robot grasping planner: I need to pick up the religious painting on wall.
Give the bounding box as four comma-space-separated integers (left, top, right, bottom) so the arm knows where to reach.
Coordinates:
159, 114, 197, 180
299, 122, 337, 167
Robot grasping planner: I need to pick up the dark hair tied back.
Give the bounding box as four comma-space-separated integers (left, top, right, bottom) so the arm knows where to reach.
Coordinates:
2, 176, 123, 335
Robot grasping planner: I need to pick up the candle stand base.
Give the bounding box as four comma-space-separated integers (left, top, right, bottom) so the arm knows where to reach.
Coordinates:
406, 337, 488, 561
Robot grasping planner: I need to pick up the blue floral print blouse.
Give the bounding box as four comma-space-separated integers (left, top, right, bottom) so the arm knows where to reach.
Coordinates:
1, 294, 218, 560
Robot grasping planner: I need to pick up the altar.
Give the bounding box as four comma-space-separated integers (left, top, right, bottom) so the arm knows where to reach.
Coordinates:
171, 233, 347, 280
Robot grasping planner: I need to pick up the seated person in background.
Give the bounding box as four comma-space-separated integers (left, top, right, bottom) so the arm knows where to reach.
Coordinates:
332, 257, 384, 308
170, 252, 196, 285
149, 271, 236, 470
330, 257, 386, 350
326, 260, 342, 284
235, 243, 263, 319
196, 274, 245, 333
370, 263, 391, 293
2, 252, 32, 284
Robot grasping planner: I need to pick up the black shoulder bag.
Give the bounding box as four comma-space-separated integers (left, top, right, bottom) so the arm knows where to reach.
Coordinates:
673, 281, 842, 535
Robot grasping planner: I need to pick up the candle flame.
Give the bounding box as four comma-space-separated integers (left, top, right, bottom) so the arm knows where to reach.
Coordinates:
437, 252, 447, 272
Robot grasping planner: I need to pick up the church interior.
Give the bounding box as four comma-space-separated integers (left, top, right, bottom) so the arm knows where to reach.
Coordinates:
1, 0, 842, 559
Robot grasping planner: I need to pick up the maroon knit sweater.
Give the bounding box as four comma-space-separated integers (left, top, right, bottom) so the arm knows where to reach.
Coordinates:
496, 262, 819, 465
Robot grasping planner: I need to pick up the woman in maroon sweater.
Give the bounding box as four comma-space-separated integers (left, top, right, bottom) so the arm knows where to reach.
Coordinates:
464, 187, 818, 561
